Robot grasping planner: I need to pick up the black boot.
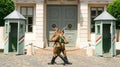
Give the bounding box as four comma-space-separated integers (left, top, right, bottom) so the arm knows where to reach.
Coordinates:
48, 56, 57, 65
59, 55, 66, 65
59, 55, 72, 65
64, 56, 72, 64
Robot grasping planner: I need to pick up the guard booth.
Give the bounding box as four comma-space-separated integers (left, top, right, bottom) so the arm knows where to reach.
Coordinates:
4, 10, 26, 55
94, 11, 116, 57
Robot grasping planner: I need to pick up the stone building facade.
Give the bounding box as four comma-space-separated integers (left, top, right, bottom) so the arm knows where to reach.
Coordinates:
12, 0, 114, 49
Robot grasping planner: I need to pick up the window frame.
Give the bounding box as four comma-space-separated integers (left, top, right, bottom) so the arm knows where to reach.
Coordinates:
90, 7, 104, 33
20, 6, 34, 33
97, 25, 101, 34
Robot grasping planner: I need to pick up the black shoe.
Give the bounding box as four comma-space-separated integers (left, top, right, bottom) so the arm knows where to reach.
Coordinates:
59, 55, 72, 65
64, 56, 72, 65
65, 62, 72, 65
62, 61, 72, 65
48, 62, 57, 65
48, 56, 57, 65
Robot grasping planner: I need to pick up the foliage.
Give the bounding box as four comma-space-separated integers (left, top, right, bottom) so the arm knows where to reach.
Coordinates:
107, 0, 120, 29
0, 0, 15, 26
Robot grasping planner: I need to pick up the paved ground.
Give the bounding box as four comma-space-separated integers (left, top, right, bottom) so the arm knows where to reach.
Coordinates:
0, 47, 120, 67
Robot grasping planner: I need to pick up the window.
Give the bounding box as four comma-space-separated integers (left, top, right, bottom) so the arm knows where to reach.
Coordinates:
20, 7, 34, 32
20, 24, 23, 33
90, 7, 104, 33
97, 25, 100, 34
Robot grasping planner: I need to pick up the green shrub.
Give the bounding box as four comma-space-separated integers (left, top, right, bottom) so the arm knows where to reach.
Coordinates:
0, 0, 15, 26
107, 0, 120, 29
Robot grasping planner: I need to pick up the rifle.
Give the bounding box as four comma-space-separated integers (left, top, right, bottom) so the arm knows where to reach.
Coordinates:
61, 25, 67, 31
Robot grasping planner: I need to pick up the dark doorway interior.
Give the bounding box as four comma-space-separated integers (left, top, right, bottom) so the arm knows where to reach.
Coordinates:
9, 23, 18, 52
103, 24, 111, 53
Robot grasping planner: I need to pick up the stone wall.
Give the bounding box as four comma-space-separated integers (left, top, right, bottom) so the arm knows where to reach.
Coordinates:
79, 2, 89, 48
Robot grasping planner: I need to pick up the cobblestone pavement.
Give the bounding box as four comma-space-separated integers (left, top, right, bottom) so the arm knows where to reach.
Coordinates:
0, 47, 120, 67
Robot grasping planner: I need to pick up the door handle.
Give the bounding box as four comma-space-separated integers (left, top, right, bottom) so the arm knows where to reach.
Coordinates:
68, 24, 72, 29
